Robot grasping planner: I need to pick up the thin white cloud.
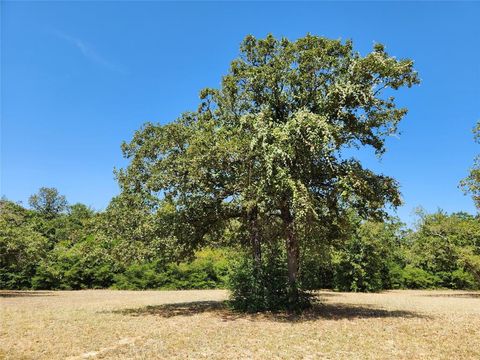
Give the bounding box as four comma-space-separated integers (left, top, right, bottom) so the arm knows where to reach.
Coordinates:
54, 30, 126, 73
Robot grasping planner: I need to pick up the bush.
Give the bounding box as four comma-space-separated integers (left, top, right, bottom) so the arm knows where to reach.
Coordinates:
32, 235, 115, 290
299, 244, 334, 290
387, 262, 406, 289
332, 221, 403, 292
228, 248, 312, 312
112, 262, 160, 290
112, 248, 230, 290
0, 200, 50, 289
447, 269, 478, 289
400, 266, 440, 289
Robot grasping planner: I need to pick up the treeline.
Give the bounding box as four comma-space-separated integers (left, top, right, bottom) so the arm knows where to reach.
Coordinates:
0, 190, 230, 290
2, 188, 479, 291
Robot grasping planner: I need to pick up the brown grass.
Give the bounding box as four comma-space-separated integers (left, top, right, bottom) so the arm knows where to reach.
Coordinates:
1, 289, 479, 359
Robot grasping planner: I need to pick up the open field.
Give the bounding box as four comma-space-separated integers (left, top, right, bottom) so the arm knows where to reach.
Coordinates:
1, 289, 479, 359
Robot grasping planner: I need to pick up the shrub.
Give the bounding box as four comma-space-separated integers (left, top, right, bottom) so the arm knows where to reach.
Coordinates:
387, 262, 406, 289
400, 266, 440, 289
0, 200, 49, 289
332, 221, 403, 292
32, 235, 115, 290
227, 248, 312, 312
112, 262, 160, 290
449, 269, 478, 289
112, 248, 230, 290
299, 244, 334, 290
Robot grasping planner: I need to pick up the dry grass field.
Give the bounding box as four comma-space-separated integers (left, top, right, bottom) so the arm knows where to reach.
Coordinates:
1, 289, 479, 359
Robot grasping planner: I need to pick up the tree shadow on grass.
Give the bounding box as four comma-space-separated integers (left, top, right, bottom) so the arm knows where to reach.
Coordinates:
0, 290, 55, 298
113, 300, 427, 323
421, 292, 480, 299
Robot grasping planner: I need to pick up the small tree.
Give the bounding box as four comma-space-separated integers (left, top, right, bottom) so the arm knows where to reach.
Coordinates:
334, 218, 405, 292
406, 211, 480, 288
0, 200, 49, 289
28, 187, 68, 219
118, 34, 419, 309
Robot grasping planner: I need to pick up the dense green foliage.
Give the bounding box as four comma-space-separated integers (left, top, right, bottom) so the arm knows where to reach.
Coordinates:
0, 189, 231, 291
2, 192, 478, 292
0, 201, 49, 289
403, 211, 480, 289
227, 245, 312, 312
115, 34, 419, 309
112, 248, 230, 290
28, 187, 68, 219
332, 219, 405, 292
0, 36, 478, 310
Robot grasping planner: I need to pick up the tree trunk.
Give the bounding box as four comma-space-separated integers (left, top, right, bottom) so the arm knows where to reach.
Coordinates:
282, 207, 299, 303
249, 206, 262, 271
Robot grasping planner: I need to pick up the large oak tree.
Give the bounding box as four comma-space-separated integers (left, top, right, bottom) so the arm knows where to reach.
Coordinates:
118, 34, 419, 306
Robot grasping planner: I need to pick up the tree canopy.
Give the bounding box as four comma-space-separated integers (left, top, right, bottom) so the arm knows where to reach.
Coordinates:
28, 187, 68, 219
117, 34, 419, 308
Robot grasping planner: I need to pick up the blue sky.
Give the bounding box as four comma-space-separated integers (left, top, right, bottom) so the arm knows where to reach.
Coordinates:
1, 1, 479, 224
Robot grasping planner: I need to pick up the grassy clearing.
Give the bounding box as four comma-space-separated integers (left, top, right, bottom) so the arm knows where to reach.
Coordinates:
1, 289, 479, 359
